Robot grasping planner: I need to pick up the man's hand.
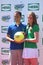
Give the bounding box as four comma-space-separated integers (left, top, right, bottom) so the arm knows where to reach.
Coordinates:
14, 39, 25, 44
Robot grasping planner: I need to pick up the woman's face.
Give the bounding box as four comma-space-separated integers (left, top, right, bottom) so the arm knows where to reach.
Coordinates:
28, 14, 33, 25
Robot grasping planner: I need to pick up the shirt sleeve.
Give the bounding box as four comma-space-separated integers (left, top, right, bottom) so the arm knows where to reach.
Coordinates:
7, 26, 11, 35
33, 24, 39, 32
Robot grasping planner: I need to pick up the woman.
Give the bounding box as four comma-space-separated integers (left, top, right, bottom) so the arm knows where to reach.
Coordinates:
23, 12, 39, 65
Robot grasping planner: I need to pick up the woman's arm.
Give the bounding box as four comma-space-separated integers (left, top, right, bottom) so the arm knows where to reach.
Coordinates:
25, 32, 39, 43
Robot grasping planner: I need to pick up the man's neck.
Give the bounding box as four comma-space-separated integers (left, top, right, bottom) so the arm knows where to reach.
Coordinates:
16, 21, 20, 25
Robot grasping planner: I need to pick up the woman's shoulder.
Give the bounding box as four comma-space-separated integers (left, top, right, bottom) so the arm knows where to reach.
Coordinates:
33, 24, 39, 32
33, 24, 39, 28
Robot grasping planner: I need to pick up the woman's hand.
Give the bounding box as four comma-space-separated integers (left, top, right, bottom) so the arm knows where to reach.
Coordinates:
24, 39, 29, 42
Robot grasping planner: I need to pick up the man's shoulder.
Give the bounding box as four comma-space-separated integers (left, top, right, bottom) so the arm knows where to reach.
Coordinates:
21, 23, 26, 27
9, 24, 15, 27
8, 24, 15, 29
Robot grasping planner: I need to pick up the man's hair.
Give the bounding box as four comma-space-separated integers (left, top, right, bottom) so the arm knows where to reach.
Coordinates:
15, 11, 22, 17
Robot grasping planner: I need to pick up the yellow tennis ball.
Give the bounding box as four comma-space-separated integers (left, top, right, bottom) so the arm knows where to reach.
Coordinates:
14, 32, 24, 42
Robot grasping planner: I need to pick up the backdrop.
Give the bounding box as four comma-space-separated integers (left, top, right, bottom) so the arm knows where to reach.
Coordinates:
0, 0, 43, 65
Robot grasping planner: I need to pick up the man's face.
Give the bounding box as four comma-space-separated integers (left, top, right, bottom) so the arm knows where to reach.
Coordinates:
14, 12, 21, 22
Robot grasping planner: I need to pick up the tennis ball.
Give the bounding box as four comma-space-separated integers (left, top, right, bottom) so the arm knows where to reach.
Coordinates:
14, 32, 24, 42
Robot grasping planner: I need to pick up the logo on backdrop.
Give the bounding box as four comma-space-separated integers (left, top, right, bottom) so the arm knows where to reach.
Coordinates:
1, 26, 8, 33
2, 59, 9, 65
2, 37, 9, 44
28, 3, 39, 11
36, 15, 39, 19
21, 15, 25, 22
2, 15, 11, 22
1, 48, 10, 55
14, 4, 24, 11
1, 4, 11, 11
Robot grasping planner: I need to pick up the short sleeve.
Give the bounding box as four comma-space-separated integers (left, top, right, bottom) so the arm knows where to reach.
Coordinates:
7, 26, 11, 35
33, 24, 39, 32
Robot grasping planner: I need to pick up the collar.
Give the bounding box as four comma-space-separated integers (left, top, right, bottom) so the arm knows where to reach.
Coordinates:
15, 23, 22, 27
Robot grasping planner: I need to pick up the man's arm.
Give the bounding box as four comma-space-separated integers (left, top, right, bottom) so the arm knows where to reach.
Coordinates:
6, 34, 14, 42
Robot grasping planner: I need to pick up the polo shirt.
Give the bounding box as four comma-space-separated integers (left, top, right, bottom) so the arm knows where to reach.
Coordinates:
7, 23, 26, 50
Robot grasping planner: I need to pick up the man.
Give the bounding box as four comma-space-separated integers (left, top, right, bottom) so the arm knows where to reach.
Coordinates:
6, 11, 26, 65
